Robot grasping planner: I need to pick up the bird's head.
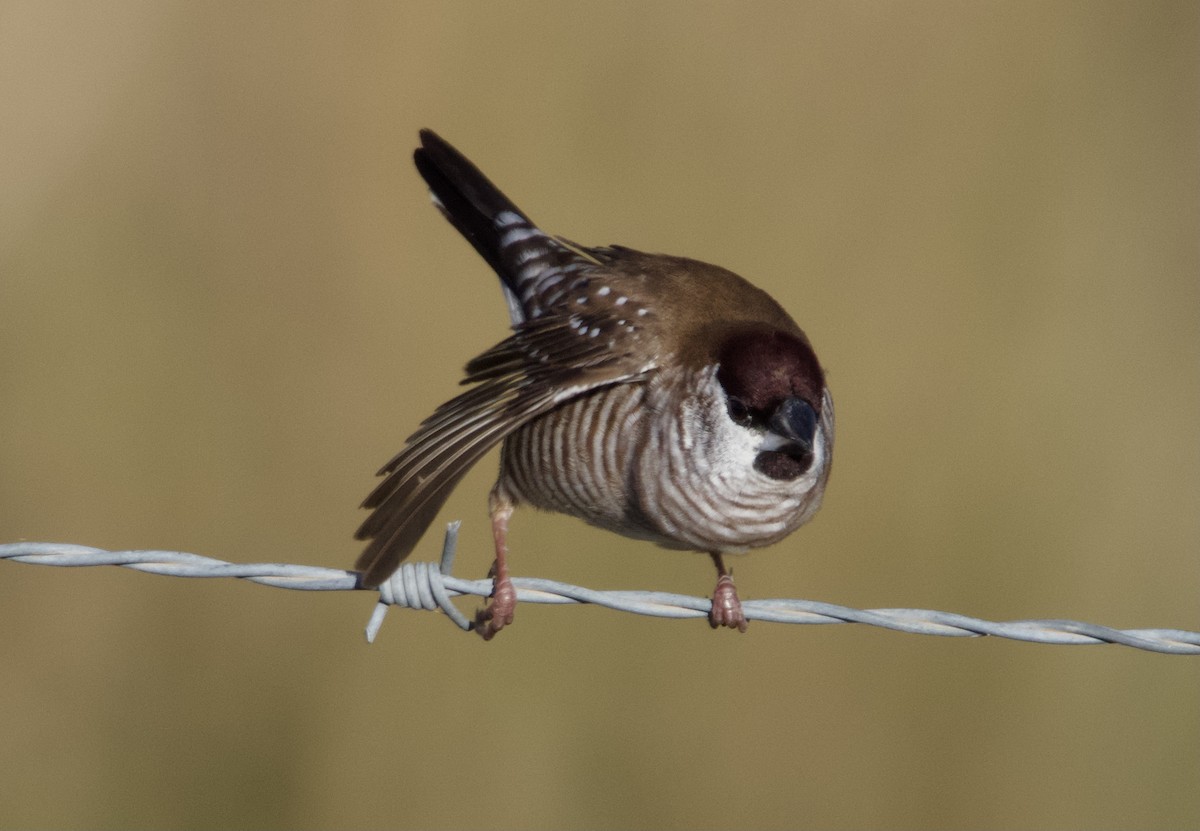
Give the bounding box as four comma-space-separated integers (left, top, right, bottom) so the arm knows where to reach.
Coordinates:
715, 328, 829, 482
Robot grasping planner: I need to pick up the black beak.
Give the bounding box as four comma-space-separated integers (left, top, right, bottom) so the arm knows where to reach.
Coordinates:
769, 397, 817, 454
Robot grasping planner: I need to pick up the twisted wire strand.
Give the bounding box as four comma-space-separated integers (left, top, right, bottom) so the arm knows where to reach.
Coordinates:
2, 528, 1197, 654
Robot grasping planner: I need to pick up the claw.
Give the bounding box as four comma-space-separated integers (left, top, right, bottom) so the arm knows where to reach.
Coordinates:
474, 573, 517, 640
709, 572, 748, 632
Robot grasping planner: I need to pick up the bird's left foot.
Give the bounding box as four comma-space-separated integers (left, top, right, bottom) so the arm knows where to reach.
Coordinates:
474, 572, 517, 641
709, 573, 748, 632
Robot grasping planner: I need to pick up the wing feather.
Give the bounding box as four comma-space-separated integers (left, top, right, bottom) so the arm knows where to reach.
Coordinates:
354, 314, 650, 587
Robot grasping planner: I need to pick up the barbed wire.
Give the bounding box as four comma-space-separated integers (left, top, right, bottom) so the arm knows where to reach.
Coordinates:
2, 524, 1197, 654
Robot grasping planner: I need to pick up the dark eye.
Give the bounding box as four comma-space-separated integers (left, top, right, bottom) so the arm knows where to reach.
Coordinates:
727, 397, 752, 426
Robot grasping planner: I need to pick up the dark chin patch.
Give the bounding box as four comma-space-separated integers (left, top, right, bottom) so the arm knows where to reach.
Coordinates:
754, 449, 812, 481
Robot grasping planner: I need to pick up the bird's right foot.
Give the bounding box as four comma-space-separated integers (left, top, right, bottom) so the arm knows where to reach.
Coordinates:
474, 572, 517, 641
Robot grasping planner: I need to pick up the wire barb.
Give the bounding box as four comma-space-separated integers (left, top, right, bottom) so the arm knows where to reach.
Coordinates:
2, 528, 1197, 654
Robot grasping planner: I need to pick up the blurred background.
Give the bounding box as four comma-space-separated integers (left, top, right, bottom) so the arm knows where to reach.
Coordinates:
1, 2, 1197, 828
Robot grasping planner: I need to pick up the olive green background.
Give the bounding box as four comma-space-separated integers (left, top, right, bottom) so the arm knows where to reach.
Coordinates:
1, 2, 1197, 829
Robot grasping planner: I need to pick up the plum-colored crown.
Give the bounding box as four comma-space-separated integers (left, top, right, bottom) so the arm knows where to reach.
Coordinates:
715, 329, 824, 411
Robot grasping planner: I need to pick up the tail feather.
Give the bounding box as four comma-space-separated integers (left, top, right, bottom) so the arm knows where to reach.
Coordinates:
414, 130, 531, 288
414, 130, 596, 323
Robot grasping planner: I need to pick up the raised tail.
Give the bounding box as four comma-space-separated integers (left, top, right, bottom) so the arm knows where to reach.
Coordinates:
414, 130, 597, 324
414, 130, 533, 286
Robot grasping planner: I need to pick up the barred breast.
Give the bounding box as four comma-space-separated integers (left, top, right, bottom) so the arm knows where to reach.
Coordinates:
634, 371, 829, 553
498, 367, 831, 554
497, 382, 659, 540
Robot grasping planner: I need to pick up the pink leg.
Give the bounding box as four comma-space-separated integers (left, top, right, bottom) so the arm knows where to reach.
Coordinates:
475, 488, 517, 640
708, 552, 748, 633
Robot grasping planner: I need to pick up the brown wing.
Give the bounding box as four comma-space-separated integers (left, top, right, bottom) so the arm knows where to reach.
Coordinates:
354, 312, 652, 587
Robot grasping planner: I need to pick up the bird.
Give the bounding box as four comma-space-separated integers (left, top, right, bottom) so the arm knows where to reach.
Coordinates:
355, 129, 834, 639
